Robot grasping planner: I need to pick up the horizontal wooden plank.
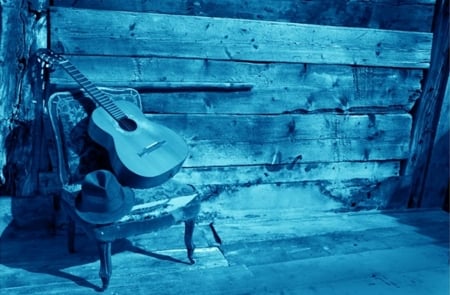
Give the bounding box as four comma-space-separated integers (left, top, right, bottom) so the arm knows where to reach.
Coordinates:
2, 244, 447, 295
49, 56, 423, 114
206, 208, 450, 244
0, 244, 228, 289
156, 113, 412, 143
281, 267, 448, 295
52, 0, 435, 32
147, 113, 412, 166
195, 176, 404, 212
175, 166, 406, 210
174, 161, 400, 186
50, 7, 433, 68
220, 219, 449, 267
246, 245, 448, 294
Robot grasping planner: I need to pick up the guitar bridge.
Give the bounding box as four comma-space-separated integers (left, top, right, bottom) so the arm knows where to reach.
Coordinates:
138, 140, 166, 157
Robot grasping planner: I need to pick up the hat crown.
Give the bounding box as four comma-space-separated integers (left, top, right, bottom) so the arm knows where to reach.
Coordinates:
84, 170, 121, 196
75, 170, 134, 224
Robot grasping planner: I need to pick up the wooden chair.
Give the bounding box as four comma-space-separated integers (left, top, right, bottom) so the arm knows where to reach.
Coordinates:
46, 87, 201, 290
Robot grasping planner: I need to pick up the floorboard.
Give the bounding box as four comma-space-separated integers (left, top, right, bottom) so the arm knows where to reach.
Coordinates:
0, 208, 448, 295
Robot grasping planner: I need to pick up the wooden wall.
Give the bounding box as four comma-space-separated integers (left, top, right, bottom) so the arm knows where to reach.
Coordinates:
43, 0, 439, 213
0, 0, 47, 197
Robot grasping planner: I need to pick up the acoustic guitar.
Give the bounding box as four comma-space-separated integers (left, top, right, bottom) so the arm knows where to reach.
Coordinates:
37, 49, 188, 188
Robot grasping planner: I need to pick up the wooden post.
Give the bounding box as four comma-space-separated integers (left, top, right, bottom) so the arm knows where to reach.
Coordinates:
0, 1, 24, 193
421, 77, 449, 208
0, 0, 49, 226
0, 0, 48, 196
404, 0, 449, 208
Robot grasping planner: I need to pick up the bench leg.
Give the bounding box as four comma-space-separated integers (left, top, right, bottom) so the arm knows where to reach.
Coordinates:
97, 241, 112, 290
184, 219, 196, 264
67, 217, 75, 253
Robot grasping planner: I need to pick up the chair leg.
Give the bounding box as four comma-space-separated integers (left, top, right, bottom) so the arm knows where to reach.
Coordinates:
184, 219, 196, 264
97, 241, 112, 291
67, 217, 75, 253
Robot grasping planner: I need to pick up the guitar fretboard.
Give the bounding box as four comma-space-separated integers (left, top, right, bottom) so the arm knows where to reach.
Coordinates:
59, 60, 127, 122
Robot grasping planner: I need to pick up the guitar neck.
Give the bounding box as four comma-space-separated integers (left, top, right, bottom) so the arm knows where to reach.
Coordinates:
58, 60, 126, 121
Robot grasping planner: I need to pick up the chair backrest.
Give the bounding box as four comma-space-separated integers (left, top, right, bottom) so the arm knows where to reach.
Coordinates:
47, 87, 142, 185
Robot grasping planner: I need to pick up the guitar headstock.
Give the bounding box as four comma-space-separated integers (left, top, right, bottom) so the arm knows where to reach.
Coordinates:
36, 48, 65, 67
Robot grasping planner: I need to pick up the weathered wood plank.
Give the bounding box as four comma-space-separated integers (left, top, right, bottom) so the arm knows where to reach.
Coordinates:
404, 0, 450, 208
175, 163, 404, 209
0, 4, 23, 184
0, 263, 255, 295
208, 208, 450, 246
52, 0, 436, 32
0, 243, 227, 289
1, 210, 447, 295
421, 78, 449, 208
0, 1, 47, 197
174, 161, 400, 186
147, 113, 412, 166
2, 247, 447, 295
246, 245, 448, 295
283, 267, 448, 295
196, 176, 404, 213
49, 56, 423, 114
221, 221, 449, 267
50, 7, 433, 68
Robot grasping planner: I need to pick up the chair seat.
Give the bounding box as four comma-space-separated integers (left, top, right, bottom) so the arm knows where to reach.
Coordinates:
60, 179, 201, 242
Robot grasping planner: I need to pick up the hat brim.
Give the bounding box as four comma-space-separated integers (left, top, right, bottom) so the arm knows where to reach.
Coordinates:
74, 187, 135, 225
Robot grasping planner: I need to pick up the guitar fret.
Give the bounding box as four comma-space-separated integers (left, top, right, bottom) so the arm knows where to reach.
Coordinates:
69, 71, 82, 77
54, 52, 128, 123
87, 88, 101, 95
110, 107, 124, 114
102, 101, 115, 107
73, 75, 87, 82
96, 93, 109, 100
104, 104, 124, 116
97, 94, 110, 99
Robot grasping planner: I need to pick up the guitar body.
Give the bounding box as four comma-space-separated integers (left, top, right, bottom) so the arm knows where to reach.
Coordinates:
36, 49, 188, 188
88, 99, 188, 188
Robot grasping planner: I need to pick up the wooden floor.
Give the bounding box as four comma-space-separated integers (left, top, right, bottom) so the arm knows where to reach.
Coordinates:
0, 206, 448, 295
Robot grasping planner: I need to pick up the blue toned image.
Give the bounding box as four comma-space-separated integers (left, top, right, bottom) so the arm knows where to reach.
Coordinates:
0, 0, 448, 294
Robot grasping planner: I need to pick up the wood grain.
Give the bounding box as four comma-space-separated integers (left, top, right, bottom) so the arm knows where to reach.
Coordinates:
52, 0, 436, 32
404, 0, 450, 208
147, 113, 412, 166
0, 2, 47, 197
2, 209, 447, 294
194, 176, 404, 211
49, 56, 423, 114
50, 7, 433, 68
421, 78, 449, 208
203, 210, 445, 248
174, 161, 400, 185
42, 2, 436, 212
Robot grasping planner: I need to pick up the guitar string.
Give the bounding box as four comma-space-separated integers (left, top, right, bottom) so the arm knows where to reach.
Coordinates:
62, 62, 128, 122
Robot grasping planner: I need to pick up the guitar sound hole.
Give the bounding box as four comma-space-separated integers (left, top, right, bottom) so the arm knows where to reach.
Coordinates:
118, 117, 138, 131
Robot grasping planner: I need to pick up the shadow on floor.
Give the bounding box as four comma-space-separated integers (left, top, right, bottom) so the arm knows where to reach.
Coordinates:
0, 221, 189, 292
383, 208, 449, 248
